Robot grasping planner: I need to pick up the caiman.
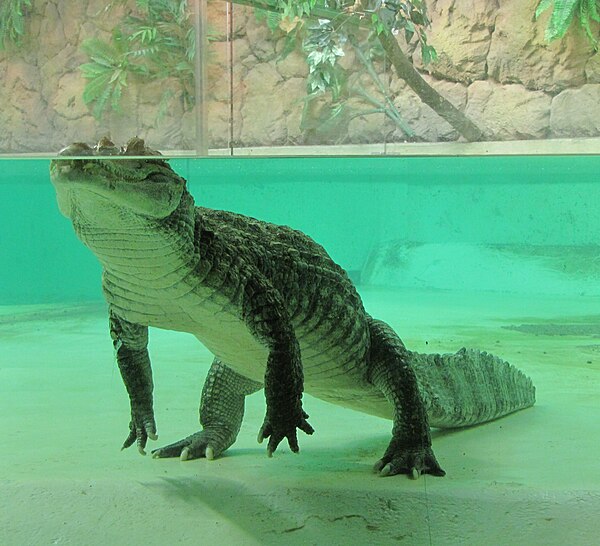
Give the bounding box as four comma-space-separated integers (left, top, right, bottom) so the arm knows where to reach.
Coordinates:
49, 137, 535, 478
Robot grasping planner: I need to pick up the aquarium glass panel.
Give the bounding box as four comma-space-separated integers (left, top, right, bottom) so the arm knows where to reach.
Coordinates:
0, 0, 210, 156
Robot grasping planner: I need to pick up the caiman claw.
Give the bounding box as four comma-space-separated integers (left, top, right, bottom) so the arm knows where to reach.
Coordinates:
258, 410, 314, 456
121, 413, 157, 455
373, 444, 445, 479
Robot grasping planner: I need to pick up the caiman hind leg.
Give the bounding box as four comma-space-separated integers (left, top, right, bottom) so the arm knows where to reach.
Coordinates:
367, 316, 445, 478
152, 358, 262, 461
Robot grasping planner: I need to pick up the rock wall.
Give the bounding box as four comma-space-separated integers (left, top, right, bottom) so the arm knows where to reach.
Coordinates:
423, 0, 600, 140
1, 0, 599, 153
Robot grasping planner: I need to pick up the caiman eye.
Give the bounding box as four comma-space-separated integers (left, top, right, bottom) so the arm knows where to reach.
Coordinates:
94, 136, 119, 156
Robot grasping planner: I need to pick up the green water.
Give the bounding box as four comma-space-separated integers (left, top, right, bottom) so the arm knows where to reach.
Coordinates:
2, 155, 600, 545
2, 154, 600, 304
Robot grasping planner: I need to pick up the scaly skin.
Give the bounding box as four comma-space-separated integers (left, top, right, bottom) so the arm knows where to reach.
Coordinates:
49, 137, 535, 478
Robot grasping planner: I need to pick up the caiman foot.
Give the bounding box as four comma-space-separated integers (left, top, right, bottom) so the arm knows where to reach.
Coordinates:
257, 410, 314, 456
121, 414, 158, 455
151, 429, 232, 461
373, 444, 446, 479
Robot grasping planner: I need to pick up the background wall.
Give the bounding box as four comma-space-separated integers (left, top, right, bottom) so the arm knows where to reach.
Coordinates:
2, 0, 600, 152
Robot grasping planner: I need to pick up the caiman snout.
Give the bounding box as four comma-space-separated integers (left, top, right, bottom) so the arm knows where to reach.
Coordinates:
51, 137, 184, 220
57, 141, 94, 157
58, 137, 148, 158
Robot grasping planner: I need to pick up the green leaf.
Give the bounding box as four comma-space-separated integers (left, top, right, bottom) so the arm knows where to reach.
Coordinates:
410, 10, 425, 25
254, 7, 267, 23
81, 38, 121, 67
579, 0, 600, 47
109, 68, 122, 83
266, 10, 281, 31
0, 0, 31, 49
111, 80, 124, 110
79, 62, 110, 77
545, 0, 579, 41
421, 44, 438, 64
589, 0, 600, 22
279, 27, 300, 60
535, 0, 554, 19
82, 71, 112, 103
92, 84, 114, 119
174, 61, 191, 71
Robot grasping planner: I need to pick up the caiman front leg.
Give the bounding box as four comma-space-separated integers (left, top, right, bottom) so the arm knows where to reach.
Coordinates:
152, 358, 262, 460
154, 269, 313, 459
367, 316, 445, 478
242, 275, 315, 456
109, 309, 158, 455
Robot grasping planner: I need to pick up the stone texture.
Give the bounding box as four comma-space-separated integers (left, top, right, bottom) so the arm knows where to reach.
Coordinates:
38, 2, 66, 63
208, 100, 234, 148
207, 1, 247, 40
233, 37, 252, 64
281, 77, 307, 143
465, 81, 551, 139
487, 0, 592, 93
276, 50, 309, 79
421, 0, 499, 83
584, 54, 600, 84
40, 46, 82, 100
208, 0, 228, 41
391, 76, 468, 141
245, 13, 278, 62
240, 64, 286, 145
551, 84, 600, 137
52, 72, 90, 121
347, 110, 389, 144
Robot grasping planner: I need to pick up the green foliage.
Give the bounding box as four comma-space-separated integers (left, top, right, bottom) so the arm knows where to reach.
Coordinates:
340, 0, 437, 64
83, 0, 436, 138
536, 0, 600, 47
81, 0, 195, 119
254, 8, 284, 32
81, 33, 138, 119
303, 19, 347, 98
256, 0, 434, 140
276, 0, 318, 19
0, 0, 31, 50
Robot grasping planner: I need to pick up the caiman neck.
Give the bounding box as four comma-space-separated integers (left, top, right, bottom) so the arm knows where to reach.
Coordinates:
76, 189, 199, 280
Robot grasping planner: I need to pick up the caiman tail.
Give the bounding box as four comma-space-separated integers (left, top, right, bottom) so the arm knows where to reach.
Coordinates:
408, 348, 536, 428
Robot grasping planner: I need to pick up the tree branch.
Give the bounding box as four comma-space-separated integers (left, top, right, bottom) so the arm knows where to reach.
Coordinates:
228, 0, 485, 141
376, 30, 484, 142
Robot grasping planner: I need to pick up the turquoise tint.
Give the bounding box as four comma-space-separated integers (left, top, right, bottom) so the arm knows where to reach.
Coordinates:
2, 155, 600, 545
2, 155, 599, 303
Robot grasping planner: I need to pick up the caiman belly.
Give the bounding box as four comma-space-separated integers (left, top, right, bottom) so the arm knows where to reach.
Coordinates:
106, 276, 375, 400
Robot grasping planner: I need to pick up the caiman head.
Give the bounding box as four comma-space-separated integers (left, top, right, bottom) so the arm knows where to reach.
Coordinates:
49, 137, 188, 226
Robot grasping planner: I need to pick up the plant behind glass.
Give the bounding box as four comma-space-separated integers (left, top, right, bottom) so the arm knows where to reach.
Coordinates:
80, 0, 194, 120
536, 0, 600, 48
0, 0, 31, 50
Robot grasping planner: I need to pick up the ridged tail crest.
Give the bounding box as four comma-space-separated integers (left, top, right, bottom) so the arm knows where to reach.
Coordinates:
409, 348, 535, 428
